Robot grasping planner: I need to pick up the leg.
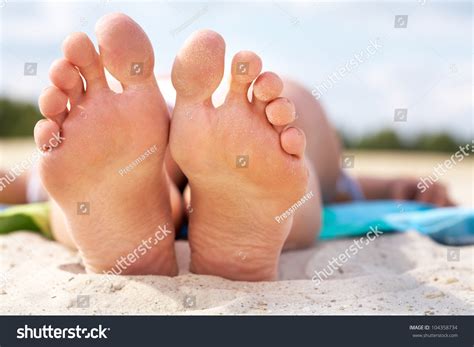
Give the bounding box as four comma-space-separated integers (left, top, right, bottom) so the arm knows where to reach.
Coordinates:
283, 79, 342, 202
282, 79, 343, 249
0, 170, 28, 204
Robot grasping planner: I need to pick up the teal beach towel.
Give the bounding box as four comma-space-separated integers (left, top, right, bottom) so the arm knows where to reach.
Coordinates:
320, 200, 474, 245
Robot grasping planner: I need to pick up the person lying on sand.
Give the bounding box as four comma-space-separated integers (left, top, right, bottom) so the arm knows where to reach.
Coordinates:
0, 13, 454, 281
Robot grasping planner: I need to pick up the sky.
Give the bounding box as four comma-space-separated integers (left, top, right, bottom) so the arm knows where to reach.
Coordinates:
0, 0, 472, 139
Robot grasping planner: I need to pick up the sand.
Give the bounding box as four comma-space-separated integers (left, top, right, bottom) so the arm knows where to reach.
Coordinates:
0, 141, 473, 314
0, 231, 472, 315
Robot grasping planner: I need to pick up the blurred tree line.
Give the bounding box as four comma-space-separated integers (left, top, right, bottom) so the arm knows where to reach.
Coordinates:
0, 97, 467, 152
340, 129, 466, 153
0, 98, 42, 137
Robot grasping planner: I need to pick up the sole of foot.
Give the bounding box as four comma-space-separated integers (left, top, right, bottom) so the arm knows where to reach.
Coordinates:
35, 13, 178, 276
170, 30, 310, 281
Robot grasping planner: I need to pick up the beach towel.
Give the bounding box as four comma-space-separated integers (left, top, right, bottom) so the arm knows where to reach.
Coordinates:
0, 201, 472, 245
0, 203, 51, 239
320, 201, 474, 246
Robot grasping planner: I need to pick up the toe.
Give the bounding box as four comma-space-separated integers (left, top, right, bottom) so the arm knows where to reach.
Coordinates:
38, 86, 68, 126
265, 97, 296, 126
95, 13, 156, 90
49, 58, 84, 106
252, 72, 283, 111
62, 32, 107, 92
280, 126, 306, 157
34, 119, 62, 152
172, 29, 225, 105
227, 51, 262, 101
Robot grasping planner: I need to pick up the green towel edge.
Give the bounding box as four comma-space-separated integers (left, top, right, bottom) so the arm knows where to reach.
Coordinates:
0, 202, 52, 239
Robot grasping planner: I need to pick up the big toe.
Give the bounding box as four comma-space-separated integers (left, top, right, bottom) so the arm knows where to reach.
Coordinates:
95, 13, 156, 88
171, 30, 225, 104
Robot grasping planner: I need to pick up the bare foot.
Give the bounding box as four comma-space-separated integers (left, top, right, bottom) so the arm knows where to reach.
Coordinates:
170, 30, 310, 281
35, 13, 177, 275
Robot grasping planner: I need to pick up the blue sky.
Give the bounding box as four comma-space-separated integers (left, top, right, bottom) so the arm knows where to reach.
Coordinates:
0, 0, 472, 139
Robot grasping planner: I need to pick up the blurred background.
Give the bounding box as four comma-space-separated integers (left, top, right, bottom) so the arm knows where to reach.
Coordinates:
0, 0, 472, 205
